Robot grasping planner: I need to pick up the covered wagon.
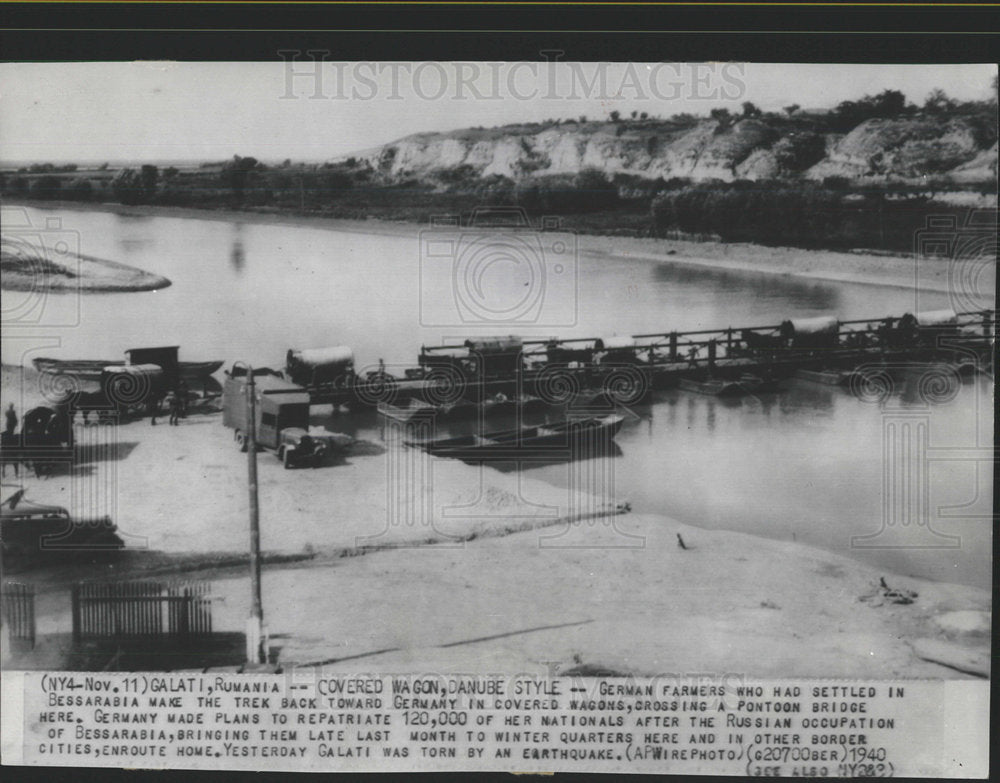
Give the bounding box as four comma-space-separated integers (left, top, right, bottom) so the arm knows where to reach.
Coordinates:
285, 345, 355, 388
779, 315, 840, 352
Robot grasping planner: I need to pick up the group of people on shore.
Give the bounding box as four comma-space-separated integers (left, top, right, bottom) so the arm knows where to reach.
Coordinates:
1, 376, 195, 479
151, 379, 189, 426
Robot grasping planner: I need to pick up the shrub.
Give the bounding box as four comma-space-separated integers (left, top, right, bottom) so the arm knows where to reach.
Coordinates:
651, 180, 955, 252
30, 175, 62, 200
112, 168, 142, 205
66, 178, 94, 201
772, 132, 826, 172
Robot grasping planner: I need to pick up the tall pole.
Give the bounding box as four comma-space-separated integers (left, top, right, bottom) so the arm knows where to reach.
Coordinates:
242, 363, 265, 665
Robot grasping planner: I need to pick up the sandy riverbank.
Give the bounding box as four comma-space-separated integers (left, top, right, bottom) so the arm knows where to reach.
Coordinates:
2, 255, 171, 293
1, 204, 172, 293
204, 513, 990, 679
1, 364, 990, 678
9, 198, 982, 295
14, 491, 993, 679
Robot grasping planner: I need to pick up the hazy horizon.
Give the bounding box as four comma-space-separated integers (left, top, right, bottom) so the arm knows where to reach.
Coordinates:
1, 62, 995, 165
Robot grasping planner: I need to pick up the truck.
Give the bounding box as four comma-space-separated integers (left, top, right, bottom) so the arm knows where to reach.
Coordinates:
222, 367, 352, 468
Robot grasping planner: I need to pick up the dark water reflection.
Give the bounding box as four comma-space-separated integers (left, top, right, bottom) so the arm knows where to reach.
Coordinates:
651, 261, 842, 313
527, 375, 993, 590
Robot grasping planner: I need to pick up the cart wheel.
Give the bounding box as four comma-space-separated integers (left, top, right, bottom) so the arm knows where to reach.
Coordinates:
236, 431, 248, 452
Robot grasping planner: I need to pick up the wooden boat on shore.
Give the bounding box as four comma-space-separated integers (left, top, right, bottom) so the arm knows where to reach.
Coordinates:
379, 394, 549, 423
405, 414, 624, 461
33, 357, 224, 382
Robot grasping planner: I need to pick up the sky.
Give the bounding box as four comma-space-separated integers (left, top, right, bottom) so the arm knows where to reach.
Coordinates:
0, 61, 995, 164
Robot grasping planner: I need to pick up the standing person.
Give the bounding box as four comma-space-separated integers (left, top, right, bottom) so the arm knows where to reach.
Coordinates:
168, 390, 183, 426
686, 345, 700, 369
4, 403, 17, 436
176, 378, 189, 418
2, 404, 21, 478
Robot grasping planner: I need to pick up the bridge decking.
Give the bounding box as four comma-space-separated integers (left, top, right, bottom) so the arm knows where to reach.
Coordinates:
305, 309, 996, 407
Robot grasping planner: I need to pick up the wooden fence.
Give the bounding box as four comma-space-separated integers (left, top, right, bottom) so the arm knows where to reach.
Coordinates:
2, 582, 35, 647
71, 581, 213, 642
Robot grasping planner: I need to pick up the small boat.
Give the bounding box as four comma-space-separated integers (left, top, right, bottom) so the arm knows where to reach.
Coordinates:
405, 414, 624, 461
678, 373, 783, 397
179, 360, 225, 380
33, 357, 224, 382
678, 377, 746, 397
379, 394, 548, 423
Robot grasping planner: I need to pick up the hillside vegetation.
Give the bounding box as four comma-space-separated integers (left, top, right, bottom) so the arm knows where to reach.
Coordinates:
3, 89, 996, 253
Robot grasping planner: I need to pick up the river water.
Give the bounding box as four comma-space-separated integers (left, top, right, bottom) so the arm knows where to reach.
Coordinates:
2, 205, 993, 588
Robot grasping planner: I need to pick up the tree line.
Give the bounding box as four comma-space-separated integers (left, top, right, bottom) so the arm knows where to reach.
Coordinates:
649, 181, 972, 251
